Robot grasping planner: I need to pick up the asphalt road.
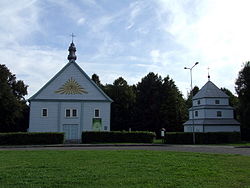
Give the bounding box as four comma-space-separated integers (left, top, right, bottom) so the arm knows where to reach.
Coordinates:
0, 144, 250, 156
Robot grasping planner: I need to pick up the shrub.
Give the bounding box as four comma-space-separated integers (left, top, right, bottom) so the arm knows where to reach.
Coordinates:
0, 132, 64, 145
165, 132, 241, 144
82, 131, 156, 143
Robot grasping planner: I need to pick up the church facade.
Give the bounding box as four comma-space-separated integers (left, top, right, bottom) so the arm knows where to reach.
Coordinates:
29, 42, 112, 140
184, 80, 240, 132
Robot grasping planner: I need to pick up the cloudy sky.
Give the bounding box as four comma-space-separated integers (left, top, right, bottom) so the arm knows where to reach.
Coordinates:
1, 0, 249, 98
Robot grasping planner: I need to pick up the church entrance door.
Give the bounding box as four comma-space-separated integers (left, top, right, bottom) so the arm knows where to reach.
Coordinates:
63, 124, 79, 140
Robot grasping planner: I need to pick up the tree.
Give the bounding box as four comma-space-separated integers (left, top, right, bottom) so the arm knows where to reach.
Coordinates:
104, 77, 136, 131
0, 64, 29, 132
134, 73, 163, 131
91, 73, 103, 89
185, 86, 199, 109
235, 62, 250, 140
134, 72, 187, 133
160, 76, 188, 132
221, 87, 239, 120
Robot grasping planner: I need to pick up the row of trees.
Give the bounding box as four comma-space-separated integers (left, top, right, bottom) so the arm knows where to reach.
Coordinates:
97, 73, 188, 134
1, 62, 250, 140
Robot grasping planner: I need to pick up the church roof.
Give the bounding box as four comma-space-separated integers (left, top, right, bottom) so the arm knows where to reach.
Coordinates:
29, 42, 113, 102
193, 81, 228, 99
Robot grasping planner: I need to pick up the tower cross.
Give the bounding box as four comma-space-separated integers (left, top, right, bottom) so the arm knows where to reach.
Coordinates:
207, 67, 210, 81
70, 33, 76, 42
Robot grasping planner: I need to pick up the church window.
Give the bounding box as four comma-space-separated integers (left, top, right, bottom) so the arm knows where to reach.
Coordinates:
72, 109, 77, 117
217, 111, 222, 117
65, 109, 78, 117
94, 109, 100, 118
41, 108, 48, 117
65, 109, 71, 117
197, 100, 200, 105
215, 100, 220, 104
195, 111, 198, 117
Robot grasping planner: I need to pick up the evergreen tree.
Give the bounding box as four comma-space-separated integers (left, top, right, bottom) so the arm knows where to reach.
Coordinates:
235, 62, 250, 140
134, 73, 187, 133
134, 73, 163, 131
91, 73, 103, 89
0, 64, 29, 132
104, 77, 136, 131
160, 76, 187, 132
221, 87, 239, 120
185, 86, 199, 109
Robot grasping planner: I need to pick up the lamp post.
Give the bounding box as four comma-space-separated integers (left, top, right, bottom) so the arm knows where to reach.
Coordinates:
184, 62, 199, 144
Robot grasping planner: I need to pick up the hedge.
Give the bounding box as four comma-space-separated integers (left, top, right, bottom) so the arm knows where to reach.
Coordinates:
0, 132, 64, 145
164, 132, 241, 144
82, 131, 156, 143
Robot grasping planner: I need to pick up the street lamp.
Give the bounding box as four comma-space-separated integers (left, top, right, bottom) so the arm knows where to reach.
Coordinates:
184, 62, 199, 144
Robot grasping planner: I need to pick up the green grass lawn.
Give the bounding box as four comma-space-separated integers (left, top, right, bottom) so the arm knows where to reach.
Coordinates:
0, 150, 250, 188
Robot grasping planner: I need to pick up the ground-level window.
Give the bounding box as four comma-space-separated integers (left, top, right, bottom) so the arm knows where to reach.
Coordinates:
41, 108, 48, 117
94, 109, 100, 118
217, 111, 222, 117
195, 111, 198, 117
65, 109, 78, 118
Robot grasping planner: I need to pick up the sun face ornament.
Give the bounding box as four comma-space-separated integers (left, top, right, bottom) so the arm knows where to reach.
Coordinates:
55, 77, 88, 95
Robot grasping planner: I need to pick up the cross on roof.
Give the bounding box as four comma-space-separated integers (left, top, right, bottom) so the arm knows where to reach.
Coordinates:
207, 67, 210, 81
70, 33, 76, 43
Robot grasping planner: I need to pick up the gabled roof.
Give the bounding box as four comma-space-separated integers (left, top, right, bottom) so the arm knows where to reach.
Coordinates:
29, 61, 113, 102
193, 81, 228, 99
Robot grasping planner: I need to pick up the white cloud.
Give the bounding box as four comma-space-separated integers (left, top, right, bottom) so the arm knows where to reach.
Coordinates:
0, 0, 41, 44
150, 50, 160, 63
152, 0, 250, 95
77, 17, 85, 25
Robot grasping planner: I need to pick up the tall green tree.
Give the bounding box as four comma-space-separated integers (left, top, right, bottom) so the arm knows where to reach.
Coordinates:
160, 76, 188, 132
104, 77, 136, 131
221, 87, 239, 120
0, 64, 29, 132
235, 62, 250, 140
134, 73, 163, 131
185, 86, 199, 109
134, 72, 187, 133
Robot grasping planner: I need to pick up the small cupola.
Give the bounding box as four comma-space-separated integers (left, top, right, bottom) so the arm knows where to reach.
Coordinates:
67, 42, 77, 62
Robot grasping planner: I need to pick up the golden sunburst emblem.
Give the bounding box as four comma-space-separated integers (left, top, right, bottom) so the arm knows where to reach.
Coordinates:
55, 77, 88, 95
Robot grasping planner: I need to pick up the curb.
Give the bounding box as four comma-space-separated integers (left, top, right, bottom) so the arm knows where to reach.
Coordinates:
0, 144, 166, 149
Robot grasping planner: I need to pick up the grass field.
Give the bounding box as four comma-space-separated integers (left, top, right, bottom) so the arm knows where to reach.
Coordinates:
0, 150, 250, 188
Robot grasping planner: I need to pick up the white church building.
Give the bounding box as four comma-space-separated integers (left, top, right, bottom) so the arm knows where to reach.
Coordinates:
184, 80, 240, 132
29, 42, 112, 140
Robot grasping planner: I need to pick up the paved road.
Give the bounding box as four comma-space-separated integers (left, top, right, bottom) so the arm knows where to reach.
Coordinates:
0, 144, 250, 156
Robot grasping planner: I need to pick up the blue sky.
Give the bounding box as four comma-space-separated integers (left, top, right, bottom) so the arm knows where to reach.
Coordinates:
1, 0, 249, 98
